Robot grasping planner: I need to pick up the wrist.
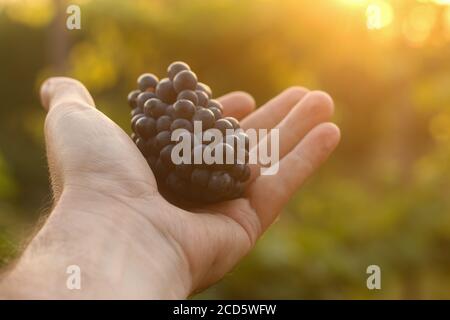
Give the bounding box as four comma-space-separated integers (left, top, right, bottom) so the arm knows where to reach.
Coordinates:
3, 187, 192, 299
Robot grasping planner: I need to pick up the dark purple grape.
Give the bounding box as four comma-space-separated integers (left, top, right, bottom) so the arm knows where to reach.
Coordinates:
156, 78, 177, 103
155, 159, 170, 179
170, 118, 193, 132
131, 107, 143, 117
146, 155, 157, 169
160, 144, 174, 166
196, 90, 209, 107
189, 186, 205, 201
131, 113, 144, 131
165, 104, 176, 118
177, 90, 198, 105
214, 119, 234, 134
156, 115, 172, 132
209, 107, 222, 120
174, 99, 195, 119
196, 82, 212, 98
167, 61, 190, 81
144, 98, 167, 118
146, 137, 159, 156
208, 99, 223, 112
137, 92, 157, 109
155, 131, 172, 150
167, 172, 188, 195
135, 137, 147, 154
128, 90, 141, 109
230, 163, 246, 180
173, 70, 198, 92
135, 117, 156, 139
137, 73, 159, 91
176, 164, 193, 180
192, 108, 215, 129
224, 117, 240, 129
213, 143, 235, 167
191, 168, 210, 187
240, 165, 251, 181
208, 172, 233, 194
228, 181, 245, 199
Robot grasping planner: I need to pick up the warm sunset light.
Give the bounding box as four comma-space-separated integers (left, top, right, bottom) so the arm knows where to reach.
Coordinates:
366, 1, 394, 30
402, 4, 437, 46
432, 0, 450, 5
1, 0, 450, 301
336, 0, 450, 44
338, 0, 370, 6
444, 6, 450, 38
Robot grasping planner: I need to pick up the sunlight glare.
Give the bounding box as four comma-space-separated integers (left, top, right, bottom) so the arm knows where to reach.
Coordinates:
402, 4, 437, 46
366, 1, 393, 30
340, 0, 370, 5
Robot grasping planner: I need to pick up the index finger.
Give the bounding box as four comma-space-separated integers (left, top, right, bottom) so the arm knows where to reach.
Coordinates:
217, 91, 255, 120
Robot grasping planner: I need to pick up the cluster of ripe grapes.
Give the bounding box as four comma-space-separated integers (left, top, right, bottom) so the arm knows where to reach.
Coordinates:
128, 61, 250, 204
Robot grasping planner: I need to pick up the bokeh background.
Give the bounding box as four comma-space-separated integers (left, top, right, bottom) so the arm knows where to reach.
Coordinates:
1, 0, 450, 299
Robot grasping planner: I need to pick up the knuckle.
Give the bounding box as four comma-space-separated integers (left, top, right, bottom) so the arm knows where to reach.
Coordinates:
233, 206, 262, 250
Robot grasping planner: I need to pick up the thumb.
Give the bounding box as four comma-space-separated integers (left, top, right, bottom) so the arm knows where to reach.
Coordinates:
40, 77, 156, 202
40, 77, 95, 111
40, 77, 98, 200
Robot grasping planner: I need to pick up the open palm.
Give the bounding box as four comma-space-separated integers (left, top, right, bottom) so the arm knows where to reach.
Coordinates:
40, 77, 340, 297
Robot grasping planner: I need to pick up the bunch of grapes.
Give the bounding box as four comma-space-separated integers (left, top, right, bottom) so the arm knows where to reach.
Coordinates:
128, 61, 250, 204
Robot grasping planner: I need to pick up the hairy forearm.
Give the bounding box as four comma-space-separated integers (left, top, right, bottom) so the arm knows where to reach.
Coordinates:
0, 189, 191, 299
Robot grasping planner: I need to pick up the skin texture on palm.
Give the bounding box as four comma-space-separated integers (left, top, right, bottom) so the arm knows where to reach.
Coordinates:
0, 77, 340, 299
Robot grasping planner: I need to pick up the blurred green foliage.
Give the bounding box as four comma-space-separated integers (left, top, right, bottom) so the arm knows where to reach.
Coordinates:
0, 0, 450, 298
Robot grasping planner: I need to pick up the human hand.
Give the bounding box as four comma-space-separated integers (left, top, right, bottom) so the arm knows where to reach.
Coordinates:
1, 77, 339, 299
